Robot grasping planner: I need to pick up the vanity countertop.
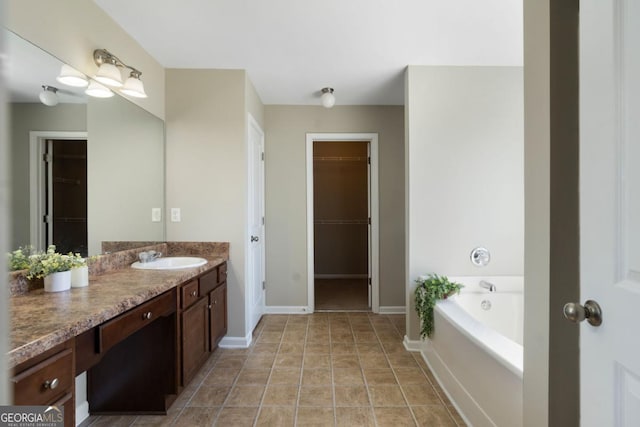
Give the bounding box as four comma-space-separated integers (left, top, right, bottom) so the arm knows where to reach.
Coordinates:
8, 255, 227, 369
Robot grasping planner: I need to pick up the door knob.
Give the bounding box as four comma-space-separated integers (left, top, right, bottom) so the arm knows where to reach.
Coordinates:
563, 300, 602, 326
251, 235, 259, 242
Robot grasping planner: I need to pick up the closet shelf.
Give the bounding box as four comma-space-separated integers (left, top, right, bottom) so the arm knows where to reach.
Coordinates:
313, 156, 367, 162
314, 219, 368, 225
53, 217, 87, 223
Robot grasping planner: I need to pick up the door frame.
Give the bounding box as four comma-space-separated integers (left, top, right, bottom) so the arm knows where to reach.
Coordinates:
29, 131, 88, 251
306, 133, 379, 313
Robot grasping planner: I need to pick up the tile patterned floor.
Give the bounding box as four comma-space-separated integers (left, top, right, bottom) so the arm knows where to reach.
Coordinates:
81, 313, 466, 426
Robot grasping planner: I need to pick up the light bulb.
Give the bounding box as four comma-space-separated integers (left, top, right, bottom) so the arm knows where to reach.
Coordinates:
57, 64, 88, 87
120, 73, 147, 98
39, 86, 59, 106
85, 81, 114, 98
321, 88, 335, 108
95, 62, 123, 87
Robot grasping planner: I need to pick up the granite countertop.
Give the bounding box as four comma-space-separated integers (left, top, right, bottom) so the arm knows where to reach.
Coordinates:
8, 242, 229, 369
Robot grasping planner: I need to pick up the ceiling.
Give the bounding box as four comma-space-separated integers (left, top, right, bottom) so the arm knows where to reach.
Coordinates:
93, 0, 523, 106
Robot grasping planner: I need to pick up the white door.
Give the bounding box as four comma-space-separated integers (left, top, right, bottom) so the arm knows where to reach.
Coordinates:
578, 0, 640, 425
247, 114, 265, 333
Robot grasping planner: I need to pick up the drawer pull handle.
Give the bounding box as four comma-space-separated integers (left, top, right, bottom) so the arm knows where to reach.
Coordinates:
142, 312, 153, 320
191, 290, 197, 297
43, 378, 59, 390
213, 299, 217, 305
208, 304, 212, 309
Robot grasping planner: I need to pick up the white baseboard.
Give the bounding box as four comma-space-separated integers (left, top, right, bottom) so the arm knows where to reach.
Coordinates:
264, 306, 312, 314
403, 335, 429, 352
75, 401, 89, 426
314, 274, 368, 279
378, 306, 406, 314
219, 331, 252, 348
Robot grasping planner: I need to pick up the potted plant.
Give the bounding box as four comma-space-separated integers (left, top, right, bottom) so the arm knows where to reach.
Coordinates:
26, 245, 81, 292
414, 274, 463, 339
70, 255, 89, 288
7, 245, 35, 271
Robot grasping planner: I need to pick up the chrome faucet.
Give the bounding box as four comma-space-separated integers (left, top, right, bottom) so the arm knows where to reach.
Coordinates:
479, 280, 497, 292
138, 250, 162, 263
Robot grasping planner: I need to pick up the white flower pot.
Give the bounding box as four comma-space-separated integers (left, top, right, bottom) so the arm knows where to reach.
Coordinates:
44, 270, 71, 292
71, 265, 89, 288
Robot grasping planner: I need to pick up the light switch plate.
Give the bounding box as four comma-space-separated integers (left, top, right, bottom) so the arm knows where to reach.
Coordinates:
170, 208, 181, 222
151, 208, 162, 222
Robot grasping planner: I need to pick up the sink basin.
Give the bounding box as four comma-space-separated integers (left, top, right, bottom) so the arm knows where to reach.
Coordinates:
131, 257, 208, 270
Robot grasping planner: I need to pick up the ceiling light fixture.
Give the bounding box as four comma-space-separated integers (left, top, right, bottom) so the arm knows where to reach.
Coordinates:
93, 48, 147, 97
321, 87, 335, 108
85, 80, 114, 98
57, 64, 88, 88
39, 85, 59, 106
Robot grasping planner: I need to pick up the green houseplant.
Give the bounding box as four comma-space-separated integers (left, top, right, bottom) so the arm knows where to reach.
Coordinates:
7, 245, 35, 271
25, 245, 84, 292
414, 274, 463, 339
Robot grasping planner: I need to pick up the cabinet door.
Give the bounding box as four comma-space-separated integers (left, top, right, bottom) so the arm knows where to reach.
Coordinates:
209, 283, 227, 350
181, 297, 210, 385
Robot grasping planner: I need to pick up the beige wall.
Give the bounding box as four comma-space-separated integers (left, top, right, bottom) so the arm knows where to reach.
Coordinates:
87, 96, 165, 255
9, 103, 86, 248
264, 105, 405, 308
166, 69, 264, 339
6, 0, 165, 119
405, 66, 524, 339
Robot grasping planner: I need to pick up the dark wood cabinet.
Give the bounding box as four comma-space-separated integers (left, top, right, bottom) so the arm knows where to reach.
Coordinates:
87, 290, 177, 415
12, 340, 75, 427
12, 260, 227, 422
209, 282, 227, 350
181, 296, 210, 384
179, 262, 227, 386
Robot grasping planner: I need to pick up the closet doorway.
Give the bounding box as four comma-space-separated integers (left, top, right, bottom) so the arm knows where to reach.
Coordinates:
29, 132, 88, 256
306, 133, 379, 312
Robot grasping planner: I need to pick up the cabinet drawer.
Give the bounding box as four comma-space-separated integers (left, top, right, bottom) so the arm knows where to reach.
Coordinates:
98, 290, 175, 353
180, 280, 199, 309
199, 269, 218, 295
12, 348, 73, 405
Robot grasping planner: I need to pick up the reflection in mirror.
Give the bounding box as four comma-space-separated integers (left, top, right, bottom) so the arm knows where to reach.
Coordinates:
6, 30, 165, 256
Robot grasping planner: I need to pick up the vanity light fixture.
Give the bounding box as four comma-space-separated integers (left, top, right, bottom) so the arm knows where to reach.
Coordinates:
85, 80, 114, 98
93, 48, 147, 98
56, 64, 88, 88
39, 85, 59, 106
121, 70, 148, 98
321, 87, 335, 108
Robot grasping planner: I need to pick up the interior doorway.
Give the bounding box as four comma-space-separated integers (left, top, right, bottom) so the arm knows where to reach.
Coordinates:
313, 141, 369, 310
47, 139, 88, 256
303, 133, 380, 313
30, 132, 88, 256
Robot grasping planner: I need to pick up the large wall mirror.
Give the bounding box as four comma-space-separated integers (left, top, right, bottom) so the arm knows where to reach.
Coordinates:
6, 30, 165, 257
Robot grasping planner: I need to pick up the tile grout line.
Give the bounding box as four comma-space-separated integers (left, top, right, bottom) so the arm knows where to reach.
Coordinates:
371, 313, 420, 426
352, 314, 379, 427
251, 315, 286, 427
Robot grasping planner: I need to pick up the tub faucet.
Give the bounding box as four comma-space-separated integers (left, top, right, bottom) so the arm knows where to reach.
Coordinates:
138, 250, 162, 263
479, 280, 497, 292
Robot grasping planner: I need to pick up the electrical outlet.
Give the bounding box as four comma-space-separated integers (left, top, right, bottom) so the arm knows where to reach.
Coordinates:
151, 208, 162, 222
170, 208, 181, 222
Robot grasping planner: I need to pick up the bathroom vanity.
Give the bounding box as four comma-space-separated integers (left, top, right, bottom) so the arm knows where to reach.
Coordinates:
8, 243, 228, 425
